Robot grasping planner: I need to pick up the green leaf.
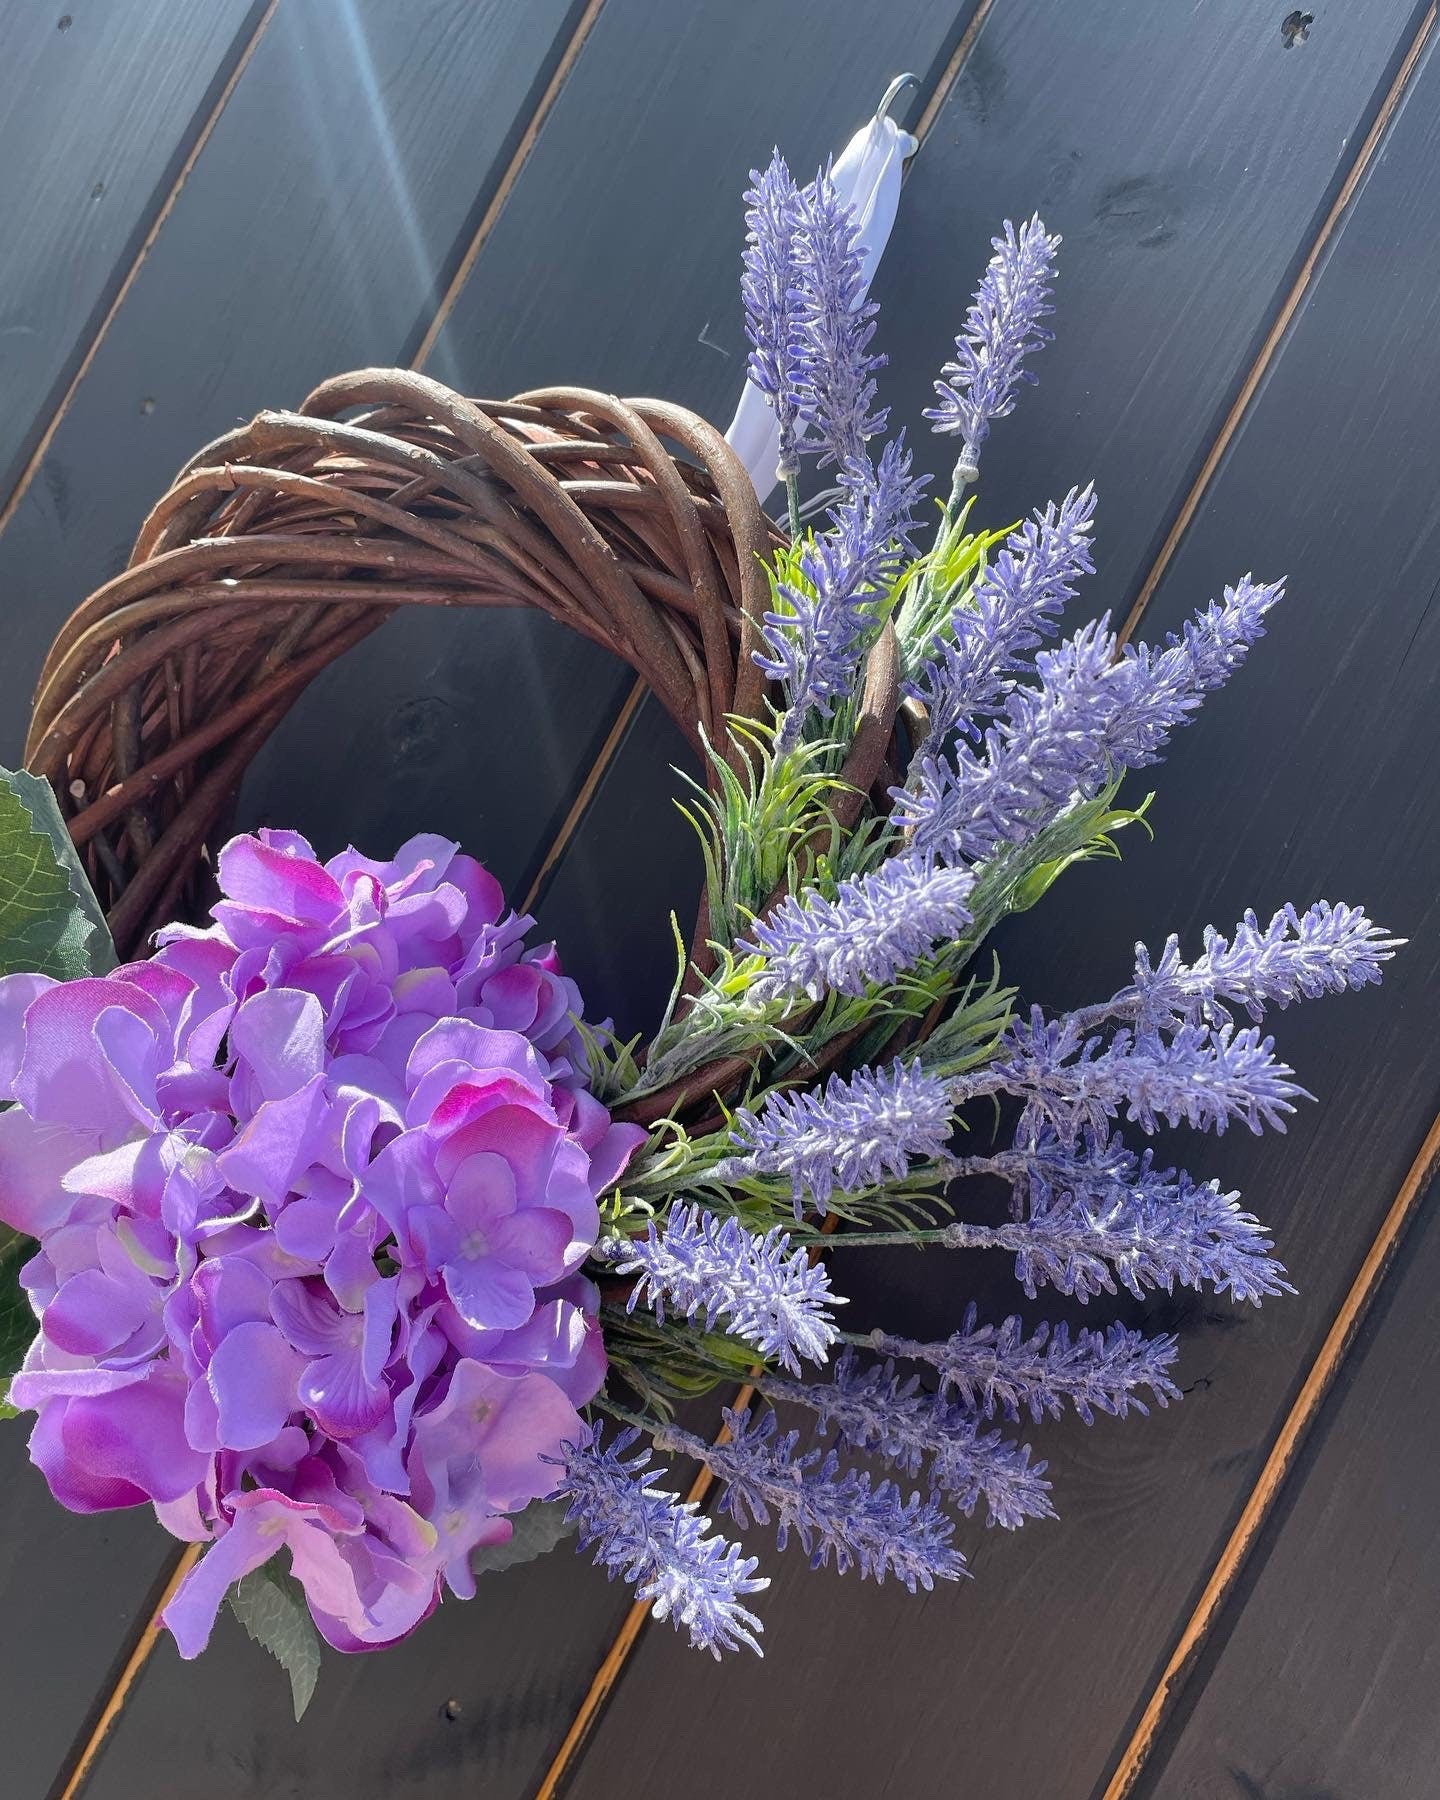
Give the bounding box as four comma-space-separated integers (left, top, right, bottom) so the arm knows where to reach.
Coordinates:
470, 1497, 574, 1577
0, 1230, 37, 1415
229, 1563, 323, 1721
0, 766, 115, 979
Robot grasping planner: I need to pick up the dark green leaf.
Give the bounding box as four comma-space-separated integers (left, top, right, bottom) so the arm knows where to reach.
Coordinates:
0, 1231, 37, 1415
470, 1496, 574, 1577
228, 1563, 322, 1721
0, 766, 115, 979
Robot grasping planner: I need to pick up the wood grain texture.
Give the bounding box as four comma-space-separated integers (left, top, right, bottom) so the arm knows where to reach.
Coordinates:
559, 8, 1440, 1799
69, 7, 980, 1800
1115, 38, 1440, 1797
1135, 1153, 1440, 1800
0, 0, 259, 507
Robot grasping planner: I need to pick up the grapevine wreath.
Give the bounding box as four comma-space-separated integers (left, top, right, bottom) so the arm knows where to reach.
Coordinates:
0, 144, 1397, 1709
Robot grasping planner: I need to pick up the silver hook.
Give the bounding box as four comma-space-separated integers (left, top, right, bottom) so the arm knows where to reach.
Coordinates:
876, 72, 920, 123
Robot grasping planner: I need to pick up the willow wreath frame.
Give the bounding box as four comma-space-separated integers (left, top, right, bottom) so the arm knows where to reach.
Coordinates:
24, 367, 904, 1122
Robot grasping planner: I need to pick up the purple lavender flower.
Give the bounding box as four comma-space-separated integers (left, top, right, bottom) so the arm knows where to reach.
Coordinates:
915, 485, 1097, 744
960, 1008, 1308, 1139
721, 1059, 955, 1215
608, 1203, 841, 1374
792, 167, 888, 473
762, 1351, 1054, 1530
559, 1428, 767, 1657
901, 616, 1116, 864
0, 830, 647, 1658
741, 152, 807, 480
1100, 577, 1284, 771
1130, 901, 1401, 1028
898, 578, 1283, 867
742, 853, 975, 1002
925, 216, 1061, 479
949, 1128, 1291, 1304
758, 441, 928, 738
873, 1305, 1182, 1425
664, 1407, 967, 1591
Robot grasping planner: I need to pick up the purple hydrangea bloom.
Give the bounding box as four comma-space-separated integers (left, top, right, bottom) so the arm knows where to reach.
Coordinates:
741, 152, 807, 480
915, 485, 1097, 744
872, 1305, 1182, 1426
948, 1127, 1291, 1304
1129, 901, 1401, 1028
762, 1351, 1054, 1530
742, 853, 975, 1002
0, 830, 646, 1657
558, 1426, 767, 1657
925, 215, 1061, 479
608, 1202, 841, 1374
664, 1406, 967, 1591
720, 1059, 955, 1216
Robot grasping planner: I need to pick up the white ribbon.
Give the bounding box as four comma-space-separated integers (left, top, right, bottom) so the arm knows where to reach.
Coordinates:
724, 110, 918, 503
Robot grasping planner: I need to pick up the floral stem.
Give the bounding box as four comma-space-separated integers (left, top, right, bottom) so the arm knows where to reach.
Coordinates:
785, 474, 803, 545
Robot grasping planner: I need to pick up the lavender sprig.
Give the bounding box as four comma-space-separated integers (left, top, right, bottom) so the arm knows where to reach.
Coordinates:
742, 853, 975, 1002
762, 1350, 1054, 1530
870, 1305, 1181, 1425
957, 1008, 1308, 1139
558, 1429, 767, 1657
915, 485, 1097, 744
1129, 901, 1401, 1027
741, 152, 807, 481
758, 440, 928, 740
898, 578, 1284, 868
794, 168, 888, 474
925, 215, 1061, 485
663, 1408, 968, 1590
950, 1127, 1290, 1303
720, 1059, 955, 1216
608, 1203, 842, 1374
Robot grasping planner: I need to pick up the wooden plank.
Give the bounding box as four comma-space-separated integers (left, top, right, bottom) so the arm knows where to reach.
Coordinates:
0, 0, 260, 508
69, 7, 981, 1800
1135, 1155, 1440, 1799
556, 7, 1440, 1798
0, 3, 579, 1792
1112, 43, 1440, 1797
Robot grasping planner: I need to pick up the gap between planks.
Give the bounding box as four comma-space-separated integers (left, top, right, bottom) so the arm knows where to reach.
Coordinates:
0, 0, 280, 542
537, 4, 1440, 1795
46, 4, 612, 1796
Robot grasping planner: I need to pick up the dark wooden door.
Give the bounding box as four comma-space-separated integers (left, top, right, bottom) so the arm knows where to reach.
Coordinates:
2, 4, 1437, 1796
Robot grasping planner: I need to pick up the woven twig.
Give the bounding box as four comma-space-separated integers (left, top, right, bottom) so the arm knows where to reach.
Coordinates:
26, 367, 904, 1115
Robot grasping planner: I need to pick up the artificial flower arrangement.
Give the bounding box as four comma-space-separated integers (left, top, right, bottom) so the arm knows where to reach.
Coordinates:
0, 144, 1398, 1713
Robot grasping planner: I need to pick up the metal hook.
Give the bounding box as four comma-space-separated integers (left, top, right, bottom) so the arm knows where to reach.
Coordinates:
876, 72, 920, 123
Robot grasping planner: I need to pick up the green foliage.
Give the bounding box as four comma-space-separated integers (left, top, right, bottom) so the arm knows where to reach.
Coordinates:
676, 717, 847, 956
893, 503, 1015, 680
0, 1232, 36, 1416
600, 1303, 761, 1415
470, 1497, 575, 1576
0, 766, 115, 981
0, 769, 118, 1414
229, 1563, 323, 1721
